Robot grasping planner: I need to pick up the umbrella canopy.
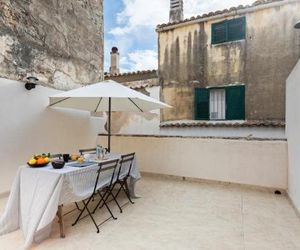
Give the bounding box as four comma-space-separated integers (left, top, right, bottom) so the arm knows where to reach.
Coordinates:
49, 80, 171, 151
49, 80, 170, 112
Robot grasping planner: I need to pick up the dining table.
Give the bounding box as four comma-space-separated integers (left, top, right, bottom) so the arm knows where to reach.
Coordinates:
0, 153, 141, 249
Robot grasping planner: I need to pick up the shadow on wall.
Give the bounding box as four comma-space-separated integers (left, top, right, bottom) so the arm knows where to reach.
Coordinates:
0, 78, 105, 193
104, 112, 159, 134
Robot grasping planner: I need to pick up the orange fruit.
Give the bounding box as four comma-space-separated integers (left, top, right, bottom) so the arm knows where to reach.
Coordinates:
44, 157, 49, 163
37, 158, 45, 165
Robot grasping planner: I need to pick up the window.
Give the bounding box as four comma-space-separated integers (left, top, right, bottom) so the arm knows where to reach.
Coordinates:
210, 89, 225, 120
211, 16, 246, 45
195, 85, 245, 120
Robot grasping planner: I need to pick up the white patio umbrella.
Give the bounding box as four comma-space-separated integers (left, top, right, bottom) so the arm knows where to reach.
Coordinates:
49, 80, 171, 151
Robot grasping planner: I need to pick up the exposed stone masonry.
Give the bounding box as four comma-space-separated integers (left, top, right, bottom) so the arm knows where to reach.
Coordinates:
0, 0, 103, 89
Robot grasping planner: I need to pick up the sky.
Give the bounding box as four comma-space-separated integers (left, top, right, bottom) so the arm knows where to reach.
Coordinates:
104, 0, 254, 73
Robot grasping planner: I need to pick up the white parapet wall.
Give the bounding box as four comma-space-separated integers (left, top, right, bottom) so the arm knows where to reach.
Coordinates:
99, 135, 288, 189
286, 59, 300, 213
0, 78, 104, 194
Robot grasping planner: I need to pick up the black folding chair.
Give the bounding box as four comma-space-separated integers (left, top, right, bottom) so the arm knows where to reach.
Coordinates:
113, 153, 136, 212
79, 147, 108, 156
72, 159, 119, 233
91, 167, 123, 214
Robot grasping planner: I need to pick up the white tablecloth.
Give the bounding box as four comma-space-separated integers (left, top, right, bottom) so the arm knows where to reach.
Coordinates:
0, 154, 140, 249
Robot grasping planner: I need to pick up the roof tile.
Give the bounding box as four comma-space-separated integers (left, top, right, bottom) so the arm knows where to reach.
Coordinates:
104, 69, 157, 78
157, 0, 286, 29
160, 120, 285, 128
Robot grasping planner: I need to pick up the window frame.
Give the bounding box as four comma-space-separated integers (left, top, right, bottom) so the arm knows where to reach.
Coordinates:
209, 88, 226, 121
211, 16, 246, 45
194, 85, 245, 121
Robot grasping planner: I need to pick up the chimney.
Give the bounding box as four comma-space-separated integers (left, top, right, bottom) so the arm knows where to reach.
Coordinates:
109, 47, 120, 75
169, 0, 184, 23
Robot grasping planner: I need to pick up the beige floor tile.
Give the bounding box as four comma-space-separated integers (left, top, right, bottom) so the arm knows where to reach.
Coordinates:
0, 176, 300, 250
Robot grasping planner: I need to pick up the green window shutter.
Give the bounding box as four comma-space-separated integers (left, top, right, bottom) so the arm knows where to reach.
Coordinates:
212, 16, 246, 44
227, 17, 246, 41
195, 88, 209, 120
212, 21, 227, 44
225, 85, 245, 120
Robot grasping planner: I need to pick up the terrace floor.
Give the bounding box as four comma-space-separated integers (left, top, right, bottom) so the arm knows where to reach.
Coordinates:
0, 175, 300, 250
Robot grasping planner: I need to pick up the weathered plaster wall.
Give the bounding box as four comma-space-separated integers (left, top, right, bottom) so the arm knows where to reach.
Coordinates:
101, 75, 285, 139
158, 1, 300, 121
104, 70, 158, 83
0, 0, 103, 89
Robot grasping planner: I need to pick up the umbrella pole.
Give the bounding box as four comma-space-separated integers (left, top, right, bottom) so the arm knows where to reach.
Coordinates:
108, 97, 111, 152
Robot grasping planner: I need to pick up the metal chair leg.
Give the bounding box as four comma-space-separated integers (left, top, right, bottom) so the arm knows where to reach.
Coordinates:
92, 189, 109, 214
84, 201, 100, 233
72, 197, 92, 226
98, 190, 117, 220
72, 199, 100, 233
75, 202, 83, 211
124, 180, 135, 204
110, 190, 123, 213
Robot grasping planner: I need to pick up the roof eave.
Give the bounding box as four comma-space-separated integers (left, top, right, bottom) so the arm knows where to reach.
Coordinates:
156, 0, 295, 32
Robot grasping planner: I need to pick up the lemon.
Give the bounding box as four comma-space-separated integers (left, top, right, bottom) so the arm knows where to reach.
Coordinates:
29, 159, 37, 165
44, 157, 49, 163
78, 157, 85, 163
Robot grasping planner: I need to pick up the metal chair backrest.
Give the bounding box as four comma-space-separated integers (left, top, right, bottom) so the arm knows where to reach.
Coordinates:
79, 148, 96, 155
50, 154, 62, 160
79, 147, 109, 155
117, 153, 135, 180
93, 159, 119, 195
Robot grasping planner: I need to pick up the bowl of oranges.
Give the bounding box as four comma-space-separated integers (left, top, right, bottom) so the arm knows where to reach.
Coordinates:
27, 154, 50, 168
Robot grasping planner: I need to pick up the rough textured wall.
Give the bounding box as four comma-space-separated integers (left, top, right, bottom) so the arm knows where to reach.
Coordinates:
0, 0, 103, 89
158, 1, 300, 121
104, 70, 158, 83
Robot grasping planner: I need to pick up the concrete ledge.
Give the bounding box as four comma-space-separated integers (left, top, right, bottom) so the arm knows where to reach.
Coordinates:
98, 133, 287, 141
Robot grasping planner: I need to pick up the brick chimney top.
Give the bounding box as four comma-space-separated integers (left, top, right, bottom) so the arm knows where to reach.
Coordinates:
111, 47, 118, 53
170, 0, 184, 23
109, 47, 120, 75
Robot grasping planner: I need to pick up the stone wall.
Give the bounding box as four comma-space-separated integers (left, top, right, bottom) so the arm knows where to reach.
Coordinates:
157, 0, 300, 121
0, 0, 103, 89
104, 70, 158, 83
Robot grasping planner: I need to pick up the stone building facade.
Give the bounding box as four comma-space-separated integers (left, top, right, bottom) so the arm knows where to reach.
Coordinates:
157, 0, 300, 122
105, 70, 158, 90
0, 0, 104, 89
104, 69, 160, 134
